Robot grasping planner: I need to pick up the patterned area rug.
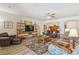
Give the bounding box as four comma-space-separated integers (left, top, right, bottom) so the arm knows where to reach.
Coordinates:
26, 42, 50, 55
21, 37, 51, 55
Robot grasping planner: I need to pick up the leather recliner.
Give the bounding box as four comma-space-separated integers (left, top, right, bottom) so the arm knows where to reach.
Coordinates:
0, 32, 15, 46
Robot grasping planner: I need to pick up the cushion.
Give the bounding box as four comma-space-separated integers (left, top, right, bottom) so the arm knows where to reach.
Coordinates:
0, 33, 8, 37
71, 45, 79, 55
0, 37, 9, 40
48, 44, 69, 55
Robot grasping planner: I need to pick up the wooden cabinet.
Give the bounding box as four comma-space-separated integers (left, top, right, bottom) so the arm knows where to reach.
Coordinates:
16, 21, 25, 36
34, 22, 40, 34
34, 22, 38, 32
44, 24, 47, 32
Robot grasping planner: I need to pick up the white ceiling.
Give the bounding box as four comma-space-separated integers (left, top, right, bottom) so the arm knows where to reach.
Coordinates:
0, 3, 79, 20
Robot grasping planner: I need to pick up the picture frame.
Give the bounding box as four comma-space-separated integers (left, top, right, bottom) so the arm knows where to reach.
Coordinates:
4, 21, 13, 29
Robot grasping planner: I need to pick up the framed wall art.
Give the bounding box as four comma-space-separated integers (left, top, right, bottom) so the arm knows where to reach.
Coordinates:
4, 21, 13, 29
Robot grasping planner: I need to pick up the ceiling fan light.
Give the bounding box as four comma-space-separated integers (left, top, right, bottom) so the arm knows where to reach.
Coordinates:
47, 16, 51, 19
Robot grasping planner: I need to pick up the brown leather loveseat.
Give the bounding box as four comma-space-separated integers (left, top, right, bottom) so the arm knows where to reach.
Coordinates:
0, 32, 15, 46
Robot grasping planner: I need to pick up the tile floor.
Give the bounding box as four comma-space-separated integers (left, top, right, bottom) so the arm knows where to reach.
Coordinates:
0, 39, 49, 55
1, 38, 79, 55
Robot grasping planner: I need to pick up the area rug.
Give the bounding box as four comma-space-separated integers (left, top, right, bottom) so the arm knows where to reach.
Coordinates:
26, 42, 50, 55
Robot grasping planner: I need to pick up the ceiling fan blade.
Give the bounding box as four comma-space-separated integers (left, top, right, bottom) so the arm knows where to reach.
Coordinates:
51, 15, 55, 17
48, 13, 55, 16
51, 13, 56, 15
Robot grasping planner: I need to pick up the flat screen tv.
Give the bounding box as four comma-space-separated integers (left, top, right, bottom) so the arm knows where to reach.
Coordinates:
25, 25, 34, 32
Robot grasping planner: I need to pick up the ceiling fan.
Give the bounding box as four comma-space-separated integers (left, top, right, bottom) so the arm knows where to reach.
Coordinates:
46, 11, 56, 19
39, 11, 56, 20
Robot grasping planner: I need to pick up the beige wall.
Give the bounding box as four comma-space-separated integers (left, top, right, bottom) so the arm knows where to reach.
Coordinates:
66, 20, 79, 33
0, 11, 36, 35
67, 21, 79, 29
0, 11, 79, 35
0, 11, 18, 35
42, 16, 79, 34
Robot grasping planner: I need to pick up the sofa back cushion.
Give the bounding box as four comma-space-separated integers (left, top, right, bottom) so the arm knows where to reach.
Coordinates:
48, 44, 69, 55
0, 33, 8, 37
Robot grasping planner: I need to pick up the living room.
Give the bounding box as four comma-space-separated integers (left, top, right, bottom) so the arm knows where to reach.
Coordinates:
0, 3, 79, 55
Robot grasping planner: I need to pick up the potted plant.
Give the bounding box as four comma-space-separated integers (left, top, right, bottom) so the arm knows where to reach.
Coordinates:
35, 34, 51, 43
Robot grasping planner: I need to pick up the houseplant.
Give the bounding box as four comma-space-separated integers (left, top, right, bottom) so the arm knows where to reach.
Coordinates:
35, 34, 51, 43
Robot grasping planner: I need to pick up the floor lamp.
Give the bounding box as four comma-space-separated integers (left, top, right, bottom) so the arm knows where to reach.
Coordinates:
68, 28, 78, 49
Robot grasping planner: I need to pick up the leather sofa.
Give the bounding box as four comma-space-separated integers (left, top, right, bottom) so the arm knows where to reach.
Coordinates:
0, 37, 11, 46
0, 32, 16, 46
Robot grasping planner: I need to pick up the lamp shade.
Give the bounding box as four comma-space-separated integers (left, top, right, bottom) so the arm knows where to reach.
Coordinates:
65, 28, 70, 32
69, 28, 78, 37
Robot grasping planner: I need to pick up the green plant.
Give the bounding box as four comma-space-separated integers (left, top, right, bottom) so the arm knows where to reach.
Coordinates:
35, 34, 47, 38
28, 32, 32, 34
35, 34, 50, 43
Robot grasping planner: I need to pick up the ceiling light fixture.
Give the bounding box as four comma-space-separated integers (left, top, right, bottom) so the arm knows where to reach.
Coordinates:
47, 16, 51, 19
47, 11, 56, 19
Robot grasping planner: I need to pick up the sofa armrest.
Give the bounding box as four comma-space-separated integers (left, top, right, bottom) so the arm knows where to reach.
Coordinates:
9, 35, 16, 38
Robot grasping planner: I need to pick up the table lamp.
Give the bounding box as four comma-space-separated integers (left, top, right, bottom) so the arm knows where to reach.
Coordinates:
65, 28, 70, 36
68, 28, 78, 49
65, 28, 70, 32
